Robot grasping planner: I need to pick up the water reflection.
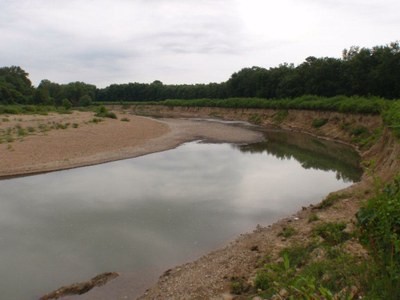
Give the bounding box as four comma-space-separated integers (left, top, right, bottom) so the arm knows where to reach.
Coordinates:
0, 133, 361, 299
238, 129, 362, 182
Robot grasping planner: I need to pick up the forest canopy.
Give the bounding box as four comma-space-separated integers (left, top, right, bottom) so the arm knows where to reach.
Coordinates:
1, 41, 399, 105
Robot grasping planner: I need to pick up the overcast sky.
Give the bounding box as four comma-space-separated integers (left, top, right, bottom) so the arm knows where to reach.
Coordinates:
1, 0, 399, 87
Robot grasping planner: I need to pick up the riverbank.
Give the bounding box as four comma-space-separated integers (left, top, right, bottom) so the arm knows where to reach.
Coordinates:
37, 105, 400, 299
129, 106, 399, 299
0, 111, 263, 179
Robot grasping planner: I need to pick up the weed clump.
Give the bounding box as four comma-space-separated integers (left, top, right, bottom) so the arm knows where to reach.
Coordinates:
95, 106, 117, 119
312, 118, 328, 128
278, 226, 296, 238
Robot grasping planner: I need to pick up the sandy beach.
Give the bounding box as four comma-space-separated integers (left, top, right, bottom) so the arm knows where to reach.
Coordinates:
0, 111, 263, 179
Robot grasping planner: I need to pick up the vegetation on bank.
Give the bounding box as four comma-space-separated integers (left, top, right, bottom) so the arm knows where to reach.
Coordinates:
229, 175, 400, 299
1, 41, 400, 299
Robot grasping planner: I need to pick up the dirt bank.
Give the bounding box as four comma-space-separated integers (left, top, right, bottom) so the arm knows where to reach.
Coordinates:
128, 106, 398, 299
40, 105, 400, 300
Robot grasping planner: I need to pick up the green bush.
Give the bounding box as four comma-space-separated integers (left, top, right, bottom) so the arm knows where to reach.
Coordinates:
313, 222, 351, 246
278, 226, 296, 238
62, 99, 72, 110
312, 118, 328, 128
95, 106, 117, 119
78, 95, 93, 107
383, 101, 400, 138
357, 176, 400, 299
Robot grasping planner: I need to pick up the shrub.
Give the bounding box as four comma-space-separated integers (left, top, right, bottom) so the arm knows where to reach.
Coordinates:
95, 106, 117, 119
78, 95, 92, 107
62, 99, 72, 110
357, 176, 400, 298
313, 222, 351, 246
278, 226, 296, 238
312, 118, 328, 128
273, 110, 289, 123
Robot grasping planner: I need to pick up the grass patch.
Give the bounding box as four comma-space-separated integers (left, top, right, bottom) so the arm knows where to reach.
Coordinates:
90, 117, 103, 124
316, 193, 350, 209
120, 117, 130, 122
357, 176, 400, 299
248, 113, 262, 125
278, 226, 297, 238
95, 106, 117, 119
230, 277, 249, 295
313, 222, 351, 246
308, 213, 320, 223
273, 109, 289, 124
312, 118, 328, 128
17, 126, 27, 137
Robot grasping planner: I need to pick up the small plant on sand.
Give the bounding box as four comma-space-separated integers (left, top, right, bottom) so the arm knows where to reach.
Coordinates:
278, 225, 297, 238
95, 106, 117, 119
308, 213, 320, 223
273, 110, 289, 124
230, 276, 249, 295
313, 222, 351, 246
316, 193, 350, 209
90, 117, 103, 124
121, 117, 130, 122
248, 113, 262, 125
312, 118, 328, 128
17, 126, 27, 137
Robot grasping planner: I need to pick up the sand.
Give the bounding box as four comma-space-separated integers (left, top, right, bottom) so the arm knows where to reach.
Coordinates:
0, 111, 263, 179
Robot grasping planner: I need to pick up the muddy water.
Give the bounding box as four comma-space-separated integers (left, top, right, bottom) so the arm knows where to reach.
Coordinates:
0, 130, 361, 300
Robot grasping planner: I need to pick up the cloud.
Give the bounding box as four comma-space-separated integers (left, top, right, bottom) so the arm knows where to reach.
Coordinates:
0, 0, 399, 87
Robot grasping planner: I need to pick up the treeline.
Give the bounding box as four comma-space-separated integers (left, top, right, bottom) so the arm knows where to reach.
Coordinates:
1, 41, 399, 105
0, 66, 95, 106
98, 41, 400, 101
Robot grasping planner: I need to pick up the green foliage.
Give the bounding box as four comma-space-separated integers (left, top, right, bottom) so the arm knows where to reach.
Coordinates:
78, 95, 92, 107
357, 176, 400, 299
62, 99, 72, 110
95, 106, 117, 119
254, 243, 362, 299
273, 109, 289, 123
95, 42, 400, 101
248, 113, 262, 125
313, 222, 351, 246
278, 226, 297, 238
383, 101, 400, 138
230, 277, 249, 295
120, 117, 130, 122
312, 118, 328, 128
0, 66, 33, 104
316, 193, 350, 209
308, 213, 320, 223
89, 117, 103, 124
133, 95, 385, 115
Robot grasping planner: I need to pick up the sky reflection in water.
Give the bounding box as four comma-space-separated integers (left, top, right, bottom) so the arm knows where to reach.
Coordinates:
0, 131, 361, 299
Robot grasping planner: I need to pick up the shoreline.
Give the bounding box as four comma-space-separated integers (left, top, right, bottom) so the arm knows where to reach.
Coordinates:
0, 112, 264, 180
4, 106, 396, 299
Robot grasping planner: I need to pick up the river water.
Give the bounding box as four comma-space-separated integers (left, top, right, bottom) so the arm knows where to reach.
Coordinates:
0, 129, 361, 299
